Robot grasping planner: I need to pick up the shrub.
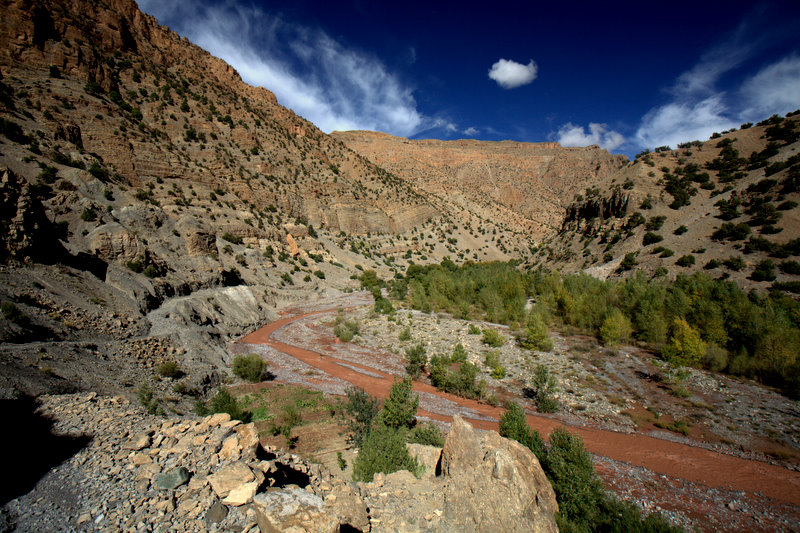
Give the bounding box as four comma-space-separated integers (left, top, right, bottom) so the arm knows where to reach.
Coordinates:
157, 361, 181, 378
313, 270, 325, 279
221, 232, 243, 245
618, 253, 637, 272
529, 365, 559, 413
142, 265, 158, 278
137, 383, 163, 415
203, 386, 250, 421
711, 222, 750, 241
342, 387, 379, 447
467, 324, 480, 335
643, 232, 663, 246
723, 255, 745, 271
374, 296, 393, 314
779, 260, 800, 275
404, 343, 427, 378
645, 215, 666, 231
80, 207, 97, 221
751, 259, 776, 282
232, 353, 269, 382
599, 308, 632, 347
673, 225, 688, 235
451, 343, 468, 363
352, 420, 419, 482
334, 318, 359, 342
675, 254, 695, 267
481, 328, 505, 347
398, 327, 412, 341
408, 422, 444, 447
381, 377, 418, 430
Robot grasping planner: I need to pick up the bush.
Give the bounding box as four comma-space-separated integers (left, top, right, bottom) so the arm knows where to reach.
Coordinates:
313, 270, 325, 279
381, 377, 418, 430
404, 343, 427, 378
203, 386, 250, 421
675, 254, 695, 267
467, 324, 480, 334
779, 260, 800, 275
352, 420, 419, 482
398, 327, 412, 341
137, 383, 163, 415
233, 353, 269, 382
723, 255, 745, 271
529, 365, 559, 413
751, 259, 776, 282
481, 328, 505, 347
374, 296, 393, 315
221, 232, 243, 245
643, 232, 663, 246
342, 387, 379, 448
408, 422, 445, 447
673, 225, 688, 235
80, 208, 97, 222
334, 318, 359, 342
618, 253, 637, 272
156, 361, 181, 378
451, 343, 468, 363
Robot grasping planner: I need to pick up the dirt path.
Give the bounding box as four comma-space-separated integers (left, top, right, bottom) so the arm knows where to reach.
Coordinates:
239, 306, 800, 510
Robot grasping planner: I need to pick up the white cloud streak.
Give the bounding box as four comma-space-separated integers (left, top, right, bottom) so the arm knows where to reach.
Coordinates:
634, 23, 800, 150
556, 123, 625, 151
488, 59, 538, 89
137, 0, 437, 137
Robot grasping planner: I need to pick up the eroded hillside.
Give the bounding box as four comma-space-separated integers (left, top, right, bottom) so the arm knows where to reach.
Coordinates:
332, 130, 628, 240
540, 114, 800, 292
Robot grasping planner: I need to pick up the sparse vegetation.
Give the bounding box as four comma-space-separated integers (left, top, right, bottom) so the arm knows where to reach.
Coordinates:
232, 353, 270, 382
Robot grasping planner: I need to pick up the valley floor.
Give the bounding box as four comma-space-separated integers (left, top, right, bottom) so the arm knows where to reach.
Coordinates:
237, 292, 800, 533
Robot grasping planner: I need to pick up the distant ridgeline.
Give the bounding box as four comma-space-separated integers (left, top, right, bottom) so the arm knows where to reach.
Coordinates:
392, 260, 800, 398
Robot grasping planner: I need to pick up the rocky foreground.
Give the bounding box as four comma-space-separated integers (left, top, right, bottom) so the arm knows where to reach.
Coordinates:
0, 392, 558, 532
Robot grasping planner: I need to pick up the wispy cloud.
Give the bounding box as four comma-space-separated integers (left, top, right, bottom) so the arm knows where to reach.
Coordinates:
464, 127, 479, 136
488, 59, 538, 89
634, 22, 800, 149
556, 123, 625, 151
137, 0, 441, 137
740, 54, 800, 120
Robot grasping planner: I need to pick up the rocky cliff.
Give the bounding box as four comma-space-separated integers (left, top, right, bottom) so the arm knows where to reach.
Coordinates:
332, 130, 628, 239
0, 0, 437, 235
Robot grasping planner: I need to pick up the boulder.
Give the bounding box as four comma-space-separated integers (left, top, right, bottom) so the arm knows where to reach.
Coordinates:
439, 416, 558, 533
207, 461, 255, 498
253, 486, 338, 533
155, 467, 190, 490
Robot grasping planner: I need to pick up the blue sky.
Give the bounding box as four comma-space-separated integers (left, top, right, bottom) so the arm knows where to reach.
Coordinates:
137, 0, 800, 158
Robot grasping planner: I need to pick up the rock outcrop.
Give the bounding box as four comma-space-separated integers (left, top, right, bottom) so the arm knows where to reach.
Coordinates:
358, 415, 558, 532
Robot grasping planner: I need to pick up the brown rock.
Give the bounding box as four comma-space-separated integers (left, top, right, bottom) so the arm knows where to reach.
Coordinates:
440, 416, 558, 533
207, 461, 255, 498
253, 487, 338, 533
222, 481, 259, 506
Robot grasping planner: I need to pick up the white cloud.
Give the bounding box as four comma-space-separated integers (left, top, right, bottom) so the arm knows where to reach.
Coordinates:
488, 59, 538, 89
740, 54, 800, 120
137, 0, 437, 137
635, 96, 737, 149
464, 127, 479, 136
556, 123, 625, 150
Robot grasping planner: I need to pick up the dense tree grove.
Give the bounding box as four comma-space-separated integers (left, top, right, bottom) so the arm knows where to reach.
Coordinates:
396, 261, 800, 397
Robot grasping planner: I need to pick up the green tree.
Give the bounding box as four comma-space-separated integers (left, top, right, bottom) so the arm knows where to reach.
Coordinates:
662, 318, 706, 367
352, 420, 419, 482
404, 343, 427, 378
342, 387, 380, 448
381, 377, 418, 430
498, 402, 545, 457
530, 365, 559, 413
599, 308, 632, 348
